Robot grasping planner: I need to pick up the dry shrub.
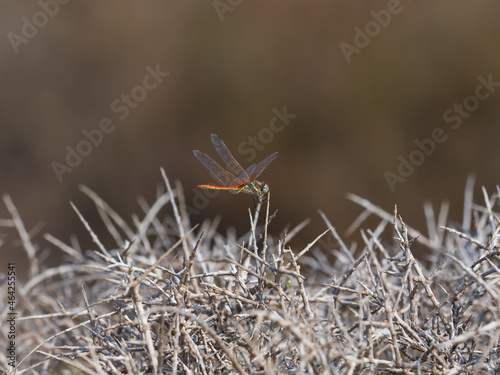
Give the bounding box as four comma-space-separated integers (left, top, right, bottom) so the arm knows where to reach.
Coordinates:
1, 174, 500, 374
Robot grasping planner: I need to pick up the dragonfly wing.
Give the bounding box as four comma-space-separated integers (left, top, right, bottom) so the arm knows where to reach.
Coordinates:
247, 152, 278, 179
228, 186, 243, 194
228, 167, 255, 186
243, 164, 257, 179
193, 150, 236, 186
210, 134, 248, 179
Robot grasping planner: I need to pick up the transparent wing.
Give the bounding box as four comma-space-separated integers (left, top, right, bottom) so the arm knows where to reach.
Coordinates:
194, 135, 278, 187
244, 163, 257, 178
210, 134, 248, 179
193, 150, 236, 186
246, 152, 278, 179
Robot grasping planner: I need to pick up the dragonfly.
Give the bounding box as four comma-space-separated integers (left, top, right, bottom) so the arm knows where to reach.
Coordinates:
193, 134, 278, 204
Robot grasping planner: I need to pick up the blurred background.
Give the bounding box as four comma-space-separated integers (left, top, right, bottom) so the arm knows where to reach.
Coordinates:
1, 1, 500, 276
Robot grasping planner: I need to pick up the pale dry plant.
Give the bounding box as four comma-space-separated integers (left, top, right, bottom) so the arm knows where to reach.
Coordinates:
0, 174, 499, 374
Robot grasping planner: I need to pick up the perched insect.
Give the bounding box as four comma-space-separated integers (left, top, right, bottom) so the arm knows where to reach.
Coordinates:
193, 134, 278, 204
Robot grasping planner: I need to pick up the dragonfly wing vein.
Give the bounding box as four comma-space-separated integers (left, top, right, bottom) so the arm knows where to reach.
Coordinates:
193, 150, 235, 186
210, 134, 248, 179
248, 152, 279, 179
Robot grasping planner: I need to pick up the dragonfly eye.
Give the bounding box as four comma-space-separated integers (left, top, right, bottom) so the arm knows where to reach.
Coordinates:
261, 182, 269, 194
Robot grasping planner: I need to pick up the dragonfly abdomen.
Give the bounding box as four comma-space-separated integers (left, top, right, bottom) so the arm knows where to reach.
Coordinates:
197, 183, 245, 194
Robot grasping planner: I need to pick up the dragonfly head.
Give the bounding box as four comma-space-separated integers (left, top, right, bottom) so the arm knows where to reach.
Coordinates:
256, 182, 270, 202
260, 182, 270, 195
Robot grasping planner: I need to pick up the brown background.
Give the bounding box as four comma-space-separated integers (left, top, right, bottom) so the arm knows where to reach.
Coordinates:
1, 1, 500, 276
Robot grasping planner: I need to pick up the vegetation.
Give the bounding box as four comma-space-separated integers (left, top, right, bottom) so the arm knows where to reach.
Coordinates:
1, 173, 500, 374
